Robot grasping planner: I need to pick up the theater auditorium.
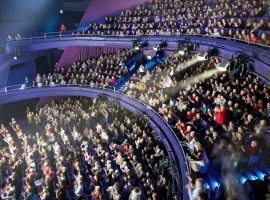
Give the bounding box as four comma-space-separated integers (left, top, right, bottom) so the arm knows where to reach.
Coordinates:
0, 0, 269, 199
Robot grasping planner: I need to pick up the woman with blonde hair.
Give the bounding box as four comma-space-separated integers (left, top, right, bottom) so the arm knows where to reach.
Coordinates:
188, 142, 205, 173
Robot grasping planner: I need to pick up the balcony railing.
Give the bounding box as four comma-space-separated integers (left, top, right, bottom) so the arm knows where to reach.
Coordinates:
5, 32, 270, 49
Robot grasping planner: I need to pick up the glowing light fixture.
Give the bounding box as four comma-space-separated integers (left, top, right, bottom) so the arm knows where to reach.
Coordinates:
196, 51, 208, 61
216, 60, 230, 71
178, 47, 188, 55
153, 41, 166, 51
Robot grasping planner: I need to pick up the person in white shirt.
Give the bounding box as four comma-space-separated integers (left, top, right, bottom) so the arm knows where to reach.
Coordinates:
129, 187, 141, 200
72, 127, 79, 141
186, 178, 207, 200
74, 179, 83, 198
163, 75, 172, 88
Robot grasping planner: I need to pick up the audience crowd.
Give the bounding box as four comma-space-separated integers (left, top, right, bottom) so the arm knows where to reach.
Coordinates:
0, 97, 173, 199
2, 1, 270, 200
124, 50, 270, 199
31, 49, 137, 88
3, 47, 270, 199
79, 0, 270, 45
5, 0, 270, 46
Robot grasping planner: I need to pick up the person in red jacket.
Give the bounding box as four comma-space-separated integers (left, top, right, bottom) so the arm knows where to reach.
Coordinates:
245, 140, 259, 157
248, 32, 258, 43
59, 24, 67, 32
214, 105, 227, 125
187, 108, 196, 121
110, 76, 116, 86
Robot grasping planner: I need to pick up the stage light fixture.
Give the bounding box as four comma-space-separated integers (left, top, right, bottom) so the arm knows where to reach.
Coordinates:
133, 40, 148, 50
177, 41, 194, 55
196, 48, 218, 61
178, 47, 188, 55
147, 56, 152, 60
153, 41, 167, 51
60, 10, 63, 14
216, 60, 230, 71
20, 84, 26, 90
13, 50, 21, 60
177, 40, 185, 48
196, 51, 208, 60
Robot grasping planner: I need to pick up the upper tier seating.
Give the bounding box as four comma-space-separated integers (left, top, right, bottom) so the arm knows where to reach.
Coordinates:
82, 0, 270, 45
31, 49, 138, 89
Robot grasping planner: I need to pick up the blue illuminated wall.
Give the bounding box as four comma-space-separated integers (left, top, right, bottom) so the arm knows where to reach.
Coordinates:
7, 60, 36, 86
0, 0, 62, 39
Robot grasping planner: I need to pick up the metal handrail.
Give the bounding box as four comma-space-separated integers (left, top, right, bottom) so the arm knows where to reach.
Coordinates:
118, 90, 191, 199
2, 83, 188, 167
2, 83, 116, 93
0, 83, 188, 167
5, 32, 270, 49
119, 91, 191, 173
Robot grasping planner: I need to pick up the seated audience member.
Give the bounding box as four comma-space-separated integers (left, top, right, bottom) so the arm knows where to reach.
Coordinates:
129, 187, 142, 200
186, 178, 207, 200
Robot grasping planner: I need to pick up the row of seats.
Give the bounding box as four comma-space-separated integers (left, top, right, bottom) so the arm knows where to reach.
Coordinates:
123, 50, 270, 199
0, 97, 173, 199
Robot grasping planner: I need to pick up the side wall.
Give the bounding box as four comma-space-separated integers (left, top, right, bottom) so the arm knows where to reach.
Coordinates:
7, 60, 36, 86
0, 49, 57, 87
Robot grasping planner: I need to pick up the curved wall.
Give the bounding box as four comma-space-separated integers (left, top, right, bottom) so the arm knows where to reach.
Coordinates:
0, 86, 189, 199
5, 35, 270, 82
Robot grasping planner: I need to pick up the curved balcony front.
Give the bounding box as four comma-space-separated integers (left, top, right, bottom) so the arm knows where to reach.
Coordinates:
5, 34, 270, 81
0, 85, 189, 200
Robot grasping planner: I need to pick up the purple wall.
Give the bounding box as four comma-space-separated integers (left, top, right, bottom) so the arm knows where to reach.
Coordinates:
60, 0, 148, 67
143, 49, 156, 58
58, 46, 122, 68
80, 0, 147, 25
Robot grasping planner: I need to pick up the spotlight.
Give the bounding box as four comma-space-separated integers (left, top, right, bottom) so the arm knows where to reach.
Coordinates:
132, 40, 139, 48
13, 50, 21, 60
196, 48, 218, 61
147, 56, 152, 60
152, 45, 159, 51
20, 84, 26, 90
177, 40, 185, 49
60, 9, 63, 14
216, 60, 230, 71
133, 40, 148, 50
178, 47, 188, 55
153, 41, 167, 51
177, 41, 194, 55
196, 51, 208, 61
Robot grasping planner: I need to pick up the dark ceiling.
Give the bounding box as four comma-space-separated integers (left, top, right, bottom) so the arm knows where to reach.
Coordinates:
0, 0, 90, 40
